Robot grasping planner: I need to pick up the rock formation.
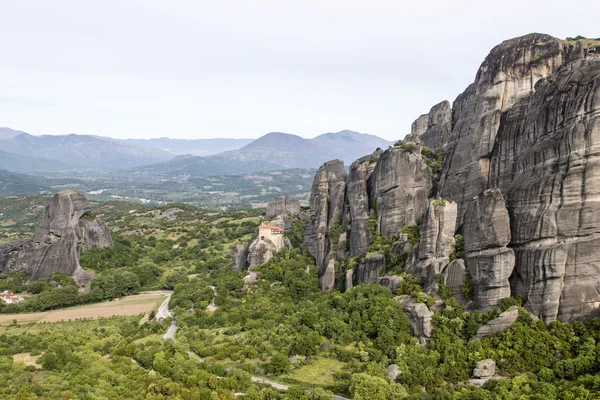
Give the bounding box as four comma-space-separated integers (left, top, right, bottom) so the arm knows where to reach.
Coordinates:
469, 359, 497, 387
354, 254, 384, 285
303, 160, 347, 274
373, 135, 432, 239
412, 100, 452, 149
266, 195, 301, 220
378, 275, 403, 294
0, 190, 113, 284
399, 296, 434, 345
472, 306, 520, 340
247, 224, 289, 269
302, 33, 600, 323
385, 364, 402, 382
405, 199, 457, 285
345, 151, 380, 257
232, 244, 249, 271
442, 259, 467, 304
463, 189, 514, 311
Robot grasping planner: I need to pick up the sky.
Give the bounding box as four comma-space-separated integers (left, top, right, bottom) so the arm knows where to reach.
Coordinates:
0, 1, 598, 141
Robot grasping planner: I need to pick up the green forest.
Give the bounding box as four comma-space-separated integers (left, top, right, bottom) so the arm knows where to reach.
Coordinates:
1, 198, 600, 399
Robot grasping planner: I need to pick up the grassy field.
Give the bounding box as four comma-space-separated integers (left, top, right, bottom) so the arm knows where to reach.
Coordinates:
281, 357, 346, 387
0, 292, 168, 325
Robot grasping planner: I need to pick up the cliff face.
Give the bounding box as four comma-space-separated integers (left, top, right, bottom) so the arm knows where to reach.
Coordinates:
303, 160, 347, 274
302, 33, 600, 323
0, 191, 113, 284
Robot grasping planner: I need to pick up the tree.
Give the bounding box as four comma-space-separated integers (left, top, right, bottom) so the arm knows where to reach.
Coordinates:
350, 373, 392, 400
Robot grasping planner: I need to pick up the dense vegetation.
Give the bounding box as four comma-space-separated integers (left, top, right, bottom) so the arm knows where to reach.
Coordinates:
3, 198, 600, 399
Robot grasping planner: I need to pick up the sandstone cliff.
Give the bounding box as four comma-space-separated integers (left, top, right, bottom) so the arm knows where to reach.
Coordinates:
0, 190, 113, 284
301, 33, 600, 323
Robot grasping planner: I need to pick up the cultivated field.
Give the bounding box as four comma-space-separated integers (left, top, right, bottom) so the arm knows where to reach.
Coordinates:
0, 292, 169, 325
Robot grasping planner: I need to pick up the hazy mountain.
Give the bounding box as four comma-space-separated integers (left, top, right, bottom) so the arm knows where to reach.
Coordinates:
0, 127, 26, 140
0, 149, 73, 174
118, 137, 254, 156
218, 130, 394, 168
127, 130, 394, 178
0, 132, 173, 170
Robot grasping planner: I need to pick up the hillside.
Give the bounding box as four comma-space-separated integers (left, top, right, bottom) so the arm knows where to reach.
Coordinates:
0, 132, 173, 170
118, 137, 254, 156
133, 130, 393, 177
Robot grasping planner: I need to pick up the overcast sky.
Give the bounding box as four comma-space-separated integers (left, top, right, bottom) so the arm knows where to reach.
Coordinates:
0, 0, 598, 140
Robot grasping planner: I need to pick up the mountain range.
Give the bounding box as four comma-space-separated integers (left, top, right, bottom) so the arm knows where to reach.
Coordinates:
0, 128, 393, 177
125, 130, 393, 178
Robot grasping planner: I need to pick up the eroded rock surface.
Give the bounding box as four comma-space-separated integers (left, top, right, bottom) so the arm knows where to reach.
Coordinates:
473, 306, 520, 340
414, 100, 452, 149
266, 195, 301, 220
406, 200, 457, 285
232, 244, 249, 271
400, 296, 434, 346
303, 160, 347, 274
373, 135, 432, 239
464, 189, 514, 312
0, 190, 113, 284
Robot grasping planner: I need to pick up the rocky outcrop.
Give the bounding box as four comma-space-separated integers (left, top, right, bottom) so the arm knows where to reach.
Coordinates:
247, 240, 274, 269
346, 152, 380, 257
464, 189, 514, 312
442, 259, 467, 304
441, 33, 565, 225
472, 306, 519, 340
321, 258, 336, 291
373, 135, 432, 239
405, 200, 457, 285
414, 101, 452, 149
232, 244, 249, 271
400, 296, 434, 345
469, 359, 497, 387
354, 253, 384, 285
0, 191, 113, 284
303, 160, 347, 274
378, 275, 403, 294
385, 364, 402, 382
303, 34, 600, 323
266, 195, 301, 220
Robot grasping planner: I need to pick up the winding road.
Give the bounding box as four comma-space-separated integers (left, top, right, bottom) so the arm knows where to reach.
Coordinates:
159, 288, 350, 399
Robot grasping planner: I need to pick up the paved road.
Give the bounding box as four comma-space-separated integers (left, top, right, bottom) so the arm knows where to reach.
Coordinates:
163, 321, 178, 340
156, 293, 173, 321
161, 290, 351, 399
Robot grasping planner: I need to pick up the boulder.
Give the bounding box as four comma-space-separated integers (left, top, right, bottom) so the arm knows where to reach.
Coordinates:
385, 364, 402, 382
463, 189, 514, 311
266, 195, 301, 219
473, 306, 519, 340
0, 190, 113, 284
232, 244, 249, 271
378, 275, 403, 294
400, 296, 434, 345
473, 359, 496, 378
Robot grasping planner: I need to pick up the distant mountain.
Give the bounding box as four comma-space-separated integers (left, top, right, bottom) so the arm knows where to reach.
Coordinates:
0, 132, 173, 170
127, 130, 394, 178
0, 127, 26, 140
118, 137, 254, 157
219, 130, 393, 168
0, 149, 73, 174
